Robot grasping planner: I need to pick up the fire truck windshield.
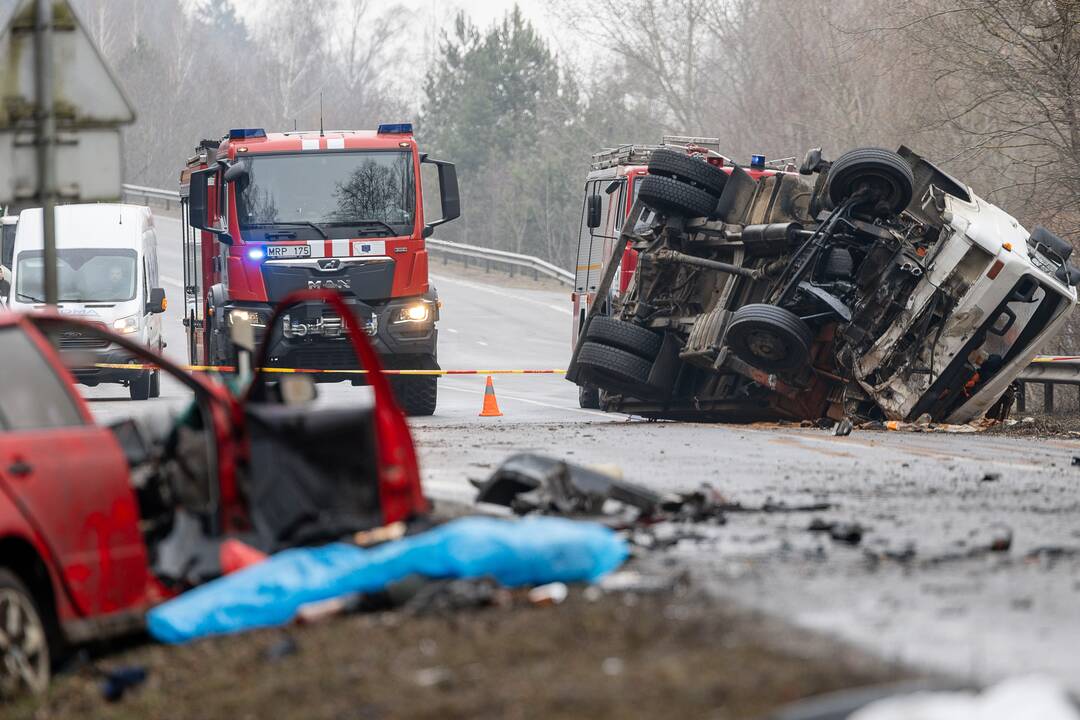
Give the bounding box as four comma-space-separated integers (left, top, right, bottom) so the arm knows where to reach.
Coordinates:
236, 150, 415, 236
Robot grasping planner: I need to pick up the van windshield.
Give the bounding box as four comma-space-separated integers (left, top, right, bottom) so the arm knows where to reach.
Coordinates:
16, 249, 138, 303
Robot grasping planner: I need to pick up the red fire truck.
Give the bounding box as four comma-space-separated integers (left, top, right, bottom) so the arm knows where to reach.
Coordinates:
179, 124, 459, 415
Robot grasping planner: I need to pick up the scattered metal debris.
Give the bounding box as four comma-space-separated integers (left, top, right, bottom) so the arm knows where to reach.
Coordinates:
808, 519, 865, 545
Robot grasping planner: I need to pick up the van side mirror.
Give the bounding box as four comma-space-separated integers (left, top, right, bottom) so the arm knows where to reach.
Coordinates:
586, 195, 602, 229
147, 288, 167, 315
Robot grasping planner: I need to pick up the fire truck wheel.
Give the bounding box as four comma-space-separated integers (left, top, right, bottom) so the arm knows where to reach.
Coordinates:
389, 375, 438, 416
637, 175, 718, 219
578, 384, 601, 409
826, 147, 914, 217
586, 316, 663, 360
129, 371, 152, 401
149, 371, 161, 399
576, 341, 653, 388
0, 569, 51, 698
647, 148, 728, 197
725, 304, 814, 373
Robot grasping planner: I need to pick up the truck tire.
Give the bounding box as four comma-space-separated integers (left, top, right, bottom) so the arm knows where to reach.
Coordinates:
389, 375, 438, 417
149, 370, 161, 399
826, 147, 914, 217
578, 384, 600, 409
0, 569, 51, 698
129, 370, 152, 401
647, 148, 728, 197
576, 341, 652, 387
724, 304, 814, 373
638, 175, 717, 219
586, 316, 663, 360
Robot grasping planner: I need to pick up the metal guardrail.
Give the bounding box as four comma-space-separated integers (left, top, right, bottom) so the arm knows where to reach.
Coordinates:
426, 238, 573, 287
1016, 357, 1080, 413
120, 185, 574, 286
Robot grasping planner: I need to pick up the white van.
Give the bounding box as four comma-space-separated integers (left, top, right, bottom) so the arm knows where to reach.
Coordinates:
9, 204, 167, 400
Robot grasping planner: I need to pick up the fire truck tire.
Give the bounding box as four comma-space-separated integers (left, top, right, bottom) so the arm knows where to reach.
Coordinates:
637, 175, 718, 219
390, 375, 438, 416
585, 316, 663, 360
647, 148, 728, 197
576, 341, 653, 387
725, 304, 814, 373
129, 371, 152, 401
0, 569, 51, 698
149, 370, 161, 399
578, 384, 601, 409
826, 147, 914, 217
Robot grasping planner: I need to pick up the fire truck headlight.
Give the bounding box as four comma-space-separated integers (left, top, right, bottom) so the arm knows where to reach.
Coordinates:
228, 308, 266, 328
112, 315, 139, 335
395, 302, 431, 324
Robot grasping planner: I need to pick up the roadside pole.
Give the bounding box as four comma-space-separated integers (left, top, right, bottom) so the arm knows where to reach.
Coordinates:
33, 0, 57, 305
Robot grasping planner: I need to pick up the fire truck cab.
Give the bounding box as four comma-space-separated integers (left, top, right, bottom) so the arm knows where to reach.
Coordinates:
179, 125, 459, 415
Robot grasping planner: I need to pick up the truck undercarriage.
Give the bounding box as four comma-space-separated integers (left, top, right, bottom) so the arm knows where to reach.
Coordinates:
567, 146, 1079, 424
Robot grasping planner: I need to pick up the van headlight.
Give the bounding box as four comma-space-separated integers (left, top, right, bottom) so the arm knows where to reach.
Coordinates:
228, 308, 266, 328
394, 302, 431, 324
112, 315, 139, 335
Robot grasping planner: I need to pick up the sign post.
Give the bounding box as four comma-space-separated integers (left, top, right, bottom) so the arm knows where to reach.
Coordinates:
33, 0, 57, 304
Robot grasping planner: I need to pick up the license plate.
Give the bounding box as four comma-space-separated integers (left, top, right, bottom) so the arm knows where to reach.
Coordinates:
266, 244, 312, 259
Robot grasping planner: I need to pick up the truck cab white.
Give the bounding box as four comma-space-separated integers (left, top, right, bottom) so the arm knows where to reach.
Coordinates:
9, 204, 167, 400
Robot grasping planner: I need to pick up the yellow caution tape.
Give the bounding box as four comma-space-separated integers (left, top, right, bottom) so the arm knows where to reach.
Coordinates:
87, 362, 565, 376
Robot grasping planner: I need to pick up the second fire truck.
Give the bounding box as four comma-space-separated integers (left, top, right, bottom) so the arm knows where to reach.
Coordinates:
179, 124, 459, 415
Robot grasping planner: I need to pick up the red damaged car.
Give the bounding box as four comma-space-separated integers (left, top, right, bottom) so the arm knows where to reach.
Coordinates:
0, 290, 426, 695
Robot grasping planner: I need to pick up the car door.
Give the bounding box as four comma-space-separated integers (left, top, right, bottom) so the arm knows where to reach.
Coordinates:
0, 323, 150, 617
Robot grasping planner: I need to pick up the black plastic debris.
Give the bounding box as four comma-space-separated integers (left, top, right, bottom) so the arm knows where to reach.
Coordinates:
402, 577, 510, 616
1072, 456, 1080, 467
101, 666, 148, 702
808, 518, 864, 545
474, 454, 662, 519
264, 634, 299, 662
981, 472, 1002, 483
832, 417, 854, 437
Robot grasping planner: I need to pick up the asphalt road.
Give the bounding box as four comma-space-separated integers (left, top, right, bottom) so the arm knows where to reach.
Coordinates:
82, 212, 1080, 693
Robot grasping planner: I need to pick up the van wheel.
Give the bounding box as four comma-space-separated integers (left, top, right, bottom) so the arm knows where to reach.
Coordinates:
129, 371, 152, 401
389, 376, 437, 416
149, 371, 161, 399
725, 304, 814, 373
0, 570, 51, 699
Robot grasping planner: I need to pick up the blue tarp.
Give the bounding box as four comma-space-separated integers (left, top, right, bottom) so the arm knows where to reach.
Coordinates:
147, 515, 628, 643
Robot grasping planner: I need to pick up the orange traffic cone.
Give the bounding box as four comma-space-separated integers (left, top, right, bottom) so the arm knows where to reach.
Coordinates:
479, 375, 503, 417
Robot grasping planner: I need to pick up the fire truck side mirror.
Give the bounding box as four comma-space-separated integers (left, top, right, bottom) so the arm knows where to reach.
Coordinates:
421, 158, 460, 228
188, 168, 232, 243
586, 195, 602, 229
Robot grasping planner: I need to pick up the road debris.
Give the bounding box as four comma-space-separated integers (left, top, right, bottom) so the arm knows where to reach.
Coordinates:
833, 417, 854, 437
402, 577, 511, 615
808, 519, 865, 545
100, 666, 148, 702
528, 582, 569, 607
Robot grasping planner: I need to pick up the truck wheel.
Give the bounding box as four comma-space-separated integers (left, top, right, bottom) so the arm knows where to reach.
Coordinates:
389, 375, 437, 417
647, 148, 728, 197
826, 147, 914, 217
638, 175, 717, 219
576, 341, 652, 387
129, 371, 152, 401
0, 569, 50, 698
578, 384, 600, 409
725, 304, 814, 373
586, 316, 662, 360
149, 370, 161, 399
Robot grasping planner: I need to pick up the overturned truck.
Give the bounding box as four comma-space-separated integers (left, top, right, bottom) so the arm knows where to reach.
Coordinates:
567, 145, 1079, 423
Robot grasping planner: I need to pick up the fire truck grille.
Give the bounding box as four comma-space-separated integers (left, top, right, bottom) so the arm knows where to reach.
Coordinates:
286, 347, 362, 371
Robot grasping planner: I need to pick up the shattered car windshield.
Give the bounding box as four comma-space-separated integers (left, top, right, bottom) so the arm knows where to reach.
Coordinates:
236, 151, 416, 235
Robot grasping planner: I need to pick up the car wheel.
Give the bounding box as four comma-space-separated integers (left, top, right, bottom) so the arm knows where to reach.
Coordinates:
725, 304, 815, 373
578, 384, 600, 409
637, 174, 718, 219
826, 147, 914, 217
389, 375, 437, 416
0, 570, 50, 699
647, 148, 728, 197
576, 341, 653, 387
129, 371, 152, 401
585, 316, 663, 360
149, 370, 161, 399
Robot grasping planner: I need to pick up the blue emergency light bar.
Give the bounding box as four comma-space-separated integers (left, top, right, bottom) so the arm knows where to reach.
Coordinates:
377, 123, 413, 135
750, 154, 766, 169
229, 128, 266, 140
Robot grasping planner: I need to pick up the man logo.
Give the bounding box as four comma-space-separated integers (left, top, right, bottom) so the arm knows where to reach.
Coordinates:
308, 279, 351, 290
317, 258, 343, 271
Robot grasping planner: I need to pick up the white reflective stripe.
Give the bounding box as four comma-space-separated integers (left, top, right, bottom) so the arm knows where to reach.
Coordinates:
327, 138, 345, 150
332, 239, 350, 256
307, 240, 326, 257
301, 139, 320, 151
